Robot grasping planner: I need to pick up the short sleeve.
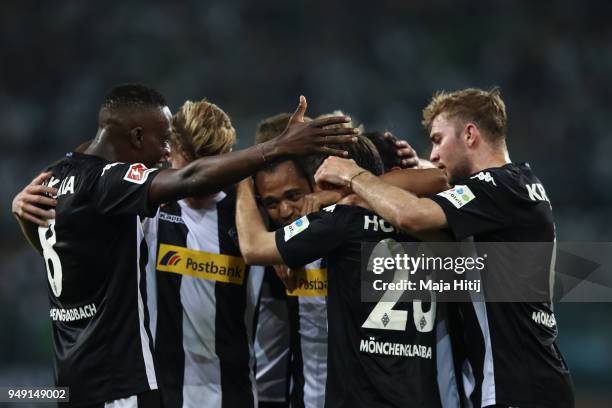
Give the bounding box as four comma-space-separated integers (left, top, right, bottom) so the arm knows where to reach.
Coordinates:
429, 177, 511, 240
91, 162, 161, 217
274, 209, 345, 269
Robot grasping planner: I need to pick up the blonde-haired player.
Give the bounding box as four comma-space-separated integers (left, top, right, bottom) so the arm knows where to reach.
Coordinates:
145, 99, 259, 408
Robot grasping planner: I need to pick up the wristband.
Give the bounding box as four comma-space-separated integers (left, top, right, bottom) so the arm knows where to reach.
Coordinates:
349, 170, 368, 191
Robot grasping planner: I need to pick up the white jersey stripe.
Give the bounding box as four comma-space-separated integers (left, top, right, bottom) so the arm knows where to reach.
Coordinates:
463, 241, 494, 406
104, 394, 138, 408
472, 301, 495, 406
136, 219, 157, 389
436, 319, 460, 408
181, 202, 222, 407
297, 259, 327, 407
144, 213, 159, 341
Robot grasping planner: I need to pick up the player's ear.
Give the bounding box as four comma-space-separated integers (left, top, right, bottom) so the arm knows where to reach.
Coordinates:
128, 127, 144, 149
464, 123, 479, 148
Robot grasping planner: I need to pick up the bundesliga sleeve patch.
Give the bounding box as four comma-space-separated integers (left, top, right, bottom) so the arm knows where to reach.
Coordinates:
123, 163, 157, 184
284, 216, 310, 241
437, 185, 476, 208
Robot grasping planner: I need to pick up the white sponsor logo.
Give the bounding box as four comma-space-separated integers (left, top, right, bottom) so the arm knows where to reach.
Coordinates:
323, 204, 336, 212
470, 171, 497, 186
284, 216, 310, 241
101, 162, 122, 177
359, 337, 432, 359
526, 183, 550, 202
123, 163, 157, 185
532, 310, 556, 328
437, 185, 476, 208
159, 211, 185, 224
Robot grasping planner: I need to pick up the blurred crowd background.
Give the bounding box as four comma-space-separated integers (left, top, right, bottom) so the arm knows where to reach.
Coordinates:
1, 0, 611, 406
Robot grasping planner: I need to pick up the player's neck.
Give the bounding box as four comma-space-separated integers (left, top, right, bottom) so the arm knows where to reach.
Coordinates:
471, 145, 511, 173
84, 129, 121, 162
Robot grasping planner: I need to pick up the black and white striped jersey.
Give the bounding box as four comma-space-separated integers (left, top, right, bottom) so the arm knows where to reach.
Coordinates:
430, 163, 574, 408
286, 259, 328, 408
37, 153, 159, 406
144, 190, 259, 408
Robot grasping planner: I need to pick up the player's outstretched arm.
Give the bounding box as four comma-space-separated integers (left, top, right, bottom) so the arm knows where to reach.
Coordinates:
315, 157, 449, 238
149, 96, 358, 207
12, 172, 58, 253
378, 168, 450, 196
337, 167, 449, 210
235, 178, 285, 265
300, 168, 447, 215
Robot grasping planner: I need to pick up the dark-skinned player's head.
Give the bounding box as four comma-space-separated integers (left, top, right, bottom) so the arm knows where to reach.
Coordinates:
301, 111, 382, 180
361, 131, 404, 172
254, 113, 313, 227
97, 84, 171, 167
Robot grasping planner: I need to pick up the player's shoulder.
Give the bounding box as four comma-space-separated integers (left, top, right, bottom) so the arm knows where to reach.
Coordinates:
468, 162, 537, 186
434, 164, 518, 208
287, 204, 356, 234
454, 163, 525, 194
474, 163, 548, 202
323, 203, 370, 216
52, 152, 115, 181
313, 204, 373, 225
44, 155, 70, 172
445, 163, 549, 208
43, 152, 105, 195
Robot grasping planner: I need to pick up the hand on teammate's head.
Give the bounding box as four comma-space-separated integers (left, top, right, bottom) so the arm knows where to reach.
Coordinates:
268, 96, 359, 158
314, 157, 363, 190
383, 132, 419, 169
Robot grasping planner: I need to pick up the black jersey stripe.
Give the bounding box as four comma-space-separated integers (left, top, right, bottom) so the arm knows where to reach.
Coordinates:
154, 202, 188, 408
287, 296, 305, 408
215, 190, 255, 408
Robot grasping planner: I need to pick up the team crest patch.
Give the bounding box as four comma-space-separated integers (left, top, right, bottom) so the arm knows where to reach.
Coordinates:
123, 163, 157, 184
437, 185, 476, 208
284, 216, 310, 241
